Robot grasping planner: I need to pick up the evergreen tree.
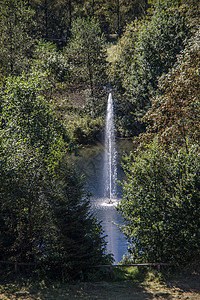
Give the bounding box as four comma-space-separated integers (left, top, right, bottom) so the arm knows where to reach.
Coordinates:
49, 165, 109, 278
0, 72, 110, 278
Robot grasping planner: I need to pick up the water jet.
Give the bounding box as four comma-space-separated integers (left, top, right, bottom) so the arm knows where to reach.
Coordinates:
71, 93, 128, 262
104, 93, 117, 204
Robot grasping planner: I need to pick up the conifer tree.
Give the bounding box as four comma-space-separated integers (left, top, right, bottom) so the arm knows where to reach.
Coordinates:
0, 72, 110, 277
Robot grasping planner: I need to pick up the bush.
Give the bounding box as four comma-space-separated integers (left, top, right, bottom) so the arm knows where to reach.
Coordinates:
65, 116, 103, 145
119, 140, 200, 266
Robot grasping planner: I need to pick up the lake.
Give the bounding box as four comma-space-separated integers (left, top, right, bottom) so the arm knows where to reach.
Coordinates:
70, 139, 134, 263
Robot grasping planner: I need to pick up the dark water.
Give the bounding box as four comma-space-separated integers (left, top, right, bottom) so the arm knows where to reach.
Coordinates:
70, 140, 134, 263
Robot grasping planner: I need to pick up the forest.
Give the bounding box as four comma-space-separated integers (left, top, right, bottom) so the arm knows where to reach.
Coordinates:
0, 0, 200, 283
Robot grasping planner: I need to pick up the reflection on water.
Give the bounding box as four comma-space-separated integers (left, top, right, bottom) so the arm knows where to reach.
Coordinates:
70, 140, 133, 263
91, 197, 128, 263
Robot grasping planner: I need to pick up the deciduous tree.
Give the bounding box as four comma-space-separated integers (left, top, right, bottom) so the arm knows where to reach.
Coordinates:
0, 72, 110, 277
66, 17, 107, 111
119, 141, 200, 265
140, 28, 200, 150
0, 0, 35, 75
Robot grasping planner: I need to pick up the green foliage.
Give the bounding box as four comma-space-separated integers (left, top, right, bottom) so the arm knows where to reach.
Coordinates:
48, 165, 110, 278
54, 97, 104, 145
0, 72, 110, 279
29, 0, 149, 40
0, 72, 66, 262
119, 140, 200, 265
119, 25, 200, 269
1, 72, 66, 153
110, 1, 191, 136
66, 17, 108, 100
33, 41, 70, 82
1, 0, 199, 280
65, 115, 103, 145
0, 140, 56, 263
126, 2, 189, 111
0, 0, 35, 75
141, 27, 200, 149
30, 0, 69, 40
87, 0, 148, 34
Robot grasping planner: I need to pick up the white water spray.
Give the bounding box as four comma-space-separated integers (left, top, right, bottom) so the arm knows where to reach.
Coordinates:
104, 93, 117, 203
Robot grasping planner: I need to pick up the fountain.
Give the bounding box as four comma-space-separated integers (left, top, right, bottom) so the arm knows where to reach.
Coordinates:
98, 92, 128, 262
104, 92, 117, 203
70, 92, 128, 262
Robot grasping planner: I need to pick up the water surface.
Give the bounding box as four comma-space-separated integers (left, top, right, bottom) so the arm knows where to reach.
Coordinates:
70, 140, 133, 262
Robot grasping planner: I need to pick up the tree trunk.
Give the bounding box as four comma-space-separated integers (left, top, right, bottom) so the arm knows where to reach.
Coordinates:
92, 0, 95, 16
117, 0, 120, 35
44, 0, 48, 38
69, 0, 72, 29
87, 54, 94, 101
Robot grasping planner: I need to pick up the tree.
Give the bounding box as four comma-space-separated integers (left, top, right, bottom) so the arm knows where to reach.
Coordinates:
32, 40, 70, 83
30, 0, 70, 41
0, 72, 66, 262
0, 0, 35, 75
119, 25, 200, 266
48, 165, 109, 278
139, 27, 200, 150
29, 0, 149, 40
119, 140, 200, 265
109, 20, 145, 137
123, 0, 190, 117
0, 140, 56, 263
66, 17, 108, 111
110, 0, 191, 137
91, 0, 148, 34
1, 72, 67, 152
0, 72, 110, 277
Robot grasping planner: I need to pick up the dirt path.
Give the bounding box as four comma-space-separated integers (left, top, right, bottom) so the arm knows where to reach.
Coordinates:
1, 278, 200, 300
1, 265, 200, 300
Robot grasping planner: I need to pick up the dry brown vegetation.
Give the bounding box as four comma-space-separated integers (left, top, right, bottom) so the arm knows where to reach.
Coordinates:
1, 265, 200, 300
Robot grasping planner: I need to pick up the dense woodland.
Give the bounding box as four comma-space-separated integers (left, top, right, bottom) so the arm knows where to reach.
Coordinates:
0, 0, 200, 280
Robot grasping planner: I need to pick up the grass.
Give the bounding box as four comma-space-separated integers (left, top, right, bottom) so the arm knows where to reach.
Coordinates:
106, 44, 119, 63
1, 265, 200, 299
